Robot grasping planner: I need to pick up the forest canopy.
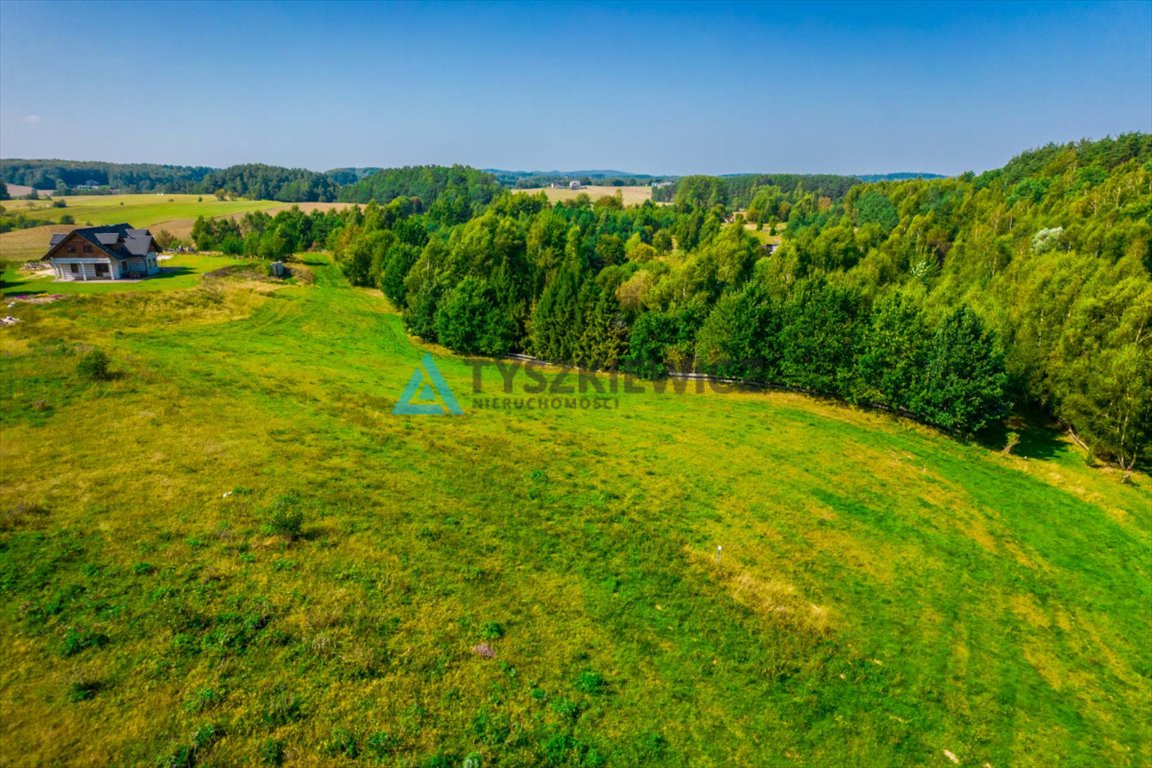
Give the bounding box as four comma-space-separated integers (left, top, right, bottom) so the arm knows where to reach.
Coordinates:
176, 135, 1152, 469
331, 135, 1150, 469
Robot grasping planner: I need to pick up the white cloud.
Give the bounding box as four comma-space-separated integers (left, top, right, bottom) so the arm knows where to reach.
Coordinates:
21, 115, 41, 125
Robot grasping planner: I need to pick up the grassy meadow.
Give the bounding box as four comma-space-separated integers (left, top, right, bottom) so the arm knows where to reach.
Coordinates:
0, 194, 353, 263
0, 256, 1149, 766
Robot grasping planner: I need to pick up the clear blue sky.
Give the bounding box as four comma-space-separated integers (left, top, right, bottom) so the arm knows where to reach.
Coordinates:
1, 0, 1149, 175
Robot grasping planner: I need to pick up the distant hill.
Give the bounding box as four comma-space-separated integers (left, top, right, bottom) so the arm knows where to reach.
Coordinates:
856, 172, 947, 182
488, 169, 674, 189
0, 159, 214, 194
325, 167, 383, 186
336, 165, 503, 223
0, 158, 337, 201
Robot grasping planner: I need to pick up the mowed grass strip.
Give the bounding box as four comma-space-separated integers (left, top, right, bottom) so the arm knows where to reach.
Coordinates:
0, 256, 1148, 767
0, 254, 257, 296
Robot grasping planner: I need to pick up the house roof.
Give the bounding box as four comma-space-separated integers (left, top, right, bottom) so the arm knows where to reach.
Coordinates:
43, 224, 162, 261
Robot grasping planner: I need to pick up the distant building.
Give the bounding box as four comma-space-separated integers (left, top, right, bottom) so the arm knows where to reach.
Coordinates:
42, 224, 161, 281
568, 180, 583, 190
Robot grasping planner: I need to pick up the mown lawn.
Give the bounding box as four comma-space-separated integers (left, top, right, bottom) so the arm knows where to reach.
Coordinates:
0, 256, 1148, 767
1, 254, 254, 297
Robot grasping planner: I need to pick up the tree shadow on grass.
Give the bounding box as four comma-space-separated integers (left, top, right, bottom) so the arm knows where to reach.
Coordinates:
977, 414, 1067, 462
2, 266, 195, 296
153, 266, 195, 279
1, 270, 51, 296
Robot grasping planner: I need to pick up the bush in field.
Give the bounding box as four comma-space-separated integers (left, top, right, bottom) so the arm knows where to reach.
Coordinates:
76, 349, 112, 381
267, 495, 304, 541
258, 739, 285, 766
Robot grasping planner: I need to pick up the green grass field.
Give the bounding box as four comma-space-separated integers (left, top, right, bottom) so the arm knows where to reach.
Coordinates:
5, 194, 288, 229
1, 254, 253, 296
0, 256, 1148, 767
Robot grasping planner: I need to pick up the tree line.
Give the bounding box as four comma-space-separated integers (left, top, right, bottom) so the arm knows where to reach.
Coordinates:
183, 136, 1150, 469
652, 173, 863, 205
0, 160, 214, 194
340, 136, 1151, 468
2, 160, 535, 203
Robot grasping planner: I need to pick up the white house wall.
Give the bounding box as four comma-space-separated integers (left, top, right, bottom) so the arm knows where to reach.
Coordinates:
48, 252, 161, 281
49, 257, 115, 281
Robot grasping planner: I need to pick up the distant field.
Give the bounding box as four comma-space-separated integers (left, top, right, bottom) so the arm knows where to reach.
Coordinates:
2, 184, 41, 199
0, 195, 357, 262
744, 222, 785, 245
519, 185, 654, 205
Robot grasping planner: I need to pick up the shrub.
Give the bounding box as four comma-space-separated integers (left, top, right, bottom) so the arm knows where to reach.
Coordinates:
543, 733, 577, 765
155, 745, 195, 768
367, 731, 401, 758
267, 495, 304, 541
575, 670, 608, 695
550, 697, 582, 721
630, 732, 668, 761
258, 739, 285, 767
61, 627, 109, 657
67, 679, 102, 702
60, 214, 75, 224
480, 621, 504, 640
76, 349, 112, 381
193, 723, 223, 751
323, 728, 358, 759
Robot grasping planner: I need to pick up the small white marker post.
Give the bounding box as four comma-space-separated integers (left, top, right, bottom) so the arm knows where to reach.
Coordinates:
716, 545, 722, 563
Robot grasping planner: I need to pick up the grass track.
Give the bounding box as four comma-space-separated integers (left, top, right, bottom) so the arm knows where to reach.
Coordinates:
0, 256, 1148, 766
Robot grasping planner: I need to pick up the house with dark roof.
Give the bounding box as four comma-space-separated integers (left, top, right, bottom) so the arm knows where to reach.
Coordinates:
42, 224, 161, 281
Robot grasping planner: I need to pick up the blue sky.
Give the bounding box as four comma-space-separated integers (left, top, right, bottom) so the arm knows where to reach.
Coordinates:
1, 1, 1149, 175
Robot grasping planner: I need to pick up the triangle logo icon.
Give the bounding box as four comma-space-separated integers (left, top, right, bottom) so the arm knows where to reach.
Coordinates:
392, 353, 464, 415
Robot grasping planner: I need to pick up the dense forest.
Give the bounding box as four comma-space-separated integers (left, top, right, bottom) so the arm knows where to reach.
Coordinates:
189, 135, 1150, 470
652, 173, 863, 207
1, 160, 661, 200
182, 136, 1152, 468
198, 164, 340, 202
0, 159, 338, 200
324, 167, 383, 186
337, 165, 504, 223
